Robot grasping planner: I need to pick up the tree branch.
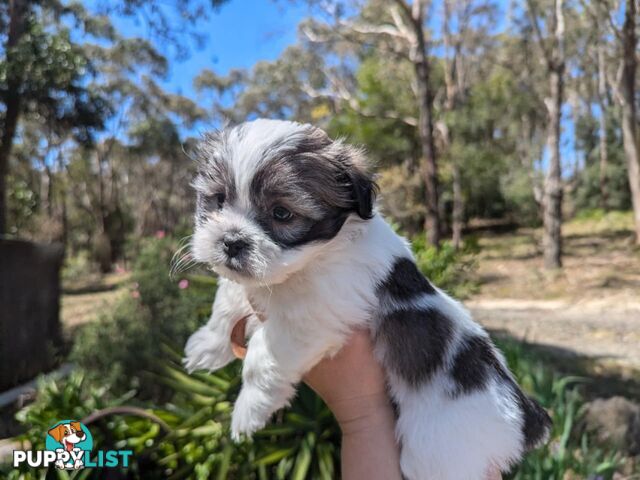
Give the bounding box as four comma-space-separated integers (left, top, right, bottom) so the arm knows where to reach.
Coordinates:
300, 82, 417, 127
391, 0, 414, 22
525, 0, 554, 67
338, 19, 408, 42
302, 21, 411, 61
390, 5, 414, 42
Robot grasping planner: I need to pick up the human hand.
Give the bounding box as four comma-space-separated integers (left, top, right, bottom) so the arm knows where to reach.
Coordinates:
301, 330, 392, 433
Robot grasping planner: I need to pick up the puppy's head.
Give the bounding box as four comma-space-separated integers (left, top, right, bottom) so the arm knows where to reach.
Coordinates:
48, 422, 86, 444
191, 119, 376, 285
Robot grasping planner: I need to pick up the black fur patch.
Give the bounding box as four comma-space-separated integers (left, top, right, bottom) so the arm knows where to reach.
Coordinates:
375, 307, 454, 387
511, 382, 552, 450
194, 132, 238, 202
378, 257, 436, 300
450, 334, 552, 450
193, 142, 237, 226
248, 125, 376, 248
286, 211, 349, 247
450, 334, 498, 396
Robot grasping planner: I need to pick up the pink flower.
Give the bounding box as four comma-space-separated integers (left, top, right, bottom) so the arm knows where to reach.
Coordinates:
131, 290, 140, 299
155, 230, 166, 239
178, 279, 189, 289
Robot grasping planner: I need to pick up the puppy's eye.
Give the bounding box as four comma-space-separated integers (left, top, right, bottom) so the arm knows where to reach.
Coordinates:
204, 193, 225, 210
272, 206, 292, 221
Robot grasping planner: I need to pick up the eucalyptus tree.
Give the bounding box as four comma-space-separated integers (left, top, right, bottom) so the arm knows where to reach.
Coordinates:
571, 3, 622, 211
0, 0, 112, 235
589, 0, 640, 243
524, 0, 567, 268
194, 45, 328, 124
595, 16, 611, 208
439, 0, 497, 248
68, 62, 204, 269
0, 0, 229, 237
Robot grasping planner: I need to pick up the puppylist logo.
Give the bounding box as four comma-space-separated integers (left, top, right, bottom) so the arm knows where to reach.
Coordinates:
13, 420, 133, 470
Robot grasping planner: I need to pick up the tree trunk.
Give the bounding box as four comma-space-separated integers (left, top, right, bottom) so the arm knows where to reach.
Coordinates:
43, 164, 54, 217
543, 65, 564, 269
597, 37, 609, 210
95, 148, 112, 273
452, 162, 464, 249
413, 28, 440, 247
61, 190, 68, 249
0, 0, 27, 235
56, 152, 68, 250
540, 0, 565, 269
443, 0, 464, 249
620, 0, 640, 244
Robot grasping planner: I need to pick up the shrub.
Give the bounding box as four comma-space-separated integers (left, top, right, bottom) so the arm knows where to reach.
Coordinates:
412, 237, 479, 298
497, 338, 623, 479
61, 251, 98, 285
573, 161, 632, 213
571, 208, 634, 232
6, 336, 630, 479
0, 371, 138, 479
150, 348, 340, 480
71, 236, 215, 399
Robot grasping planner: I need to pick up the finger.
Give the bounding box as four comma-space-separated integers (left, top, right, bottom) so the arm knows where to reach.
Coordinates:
485, 465, 502, 480
231, 316, 248, 359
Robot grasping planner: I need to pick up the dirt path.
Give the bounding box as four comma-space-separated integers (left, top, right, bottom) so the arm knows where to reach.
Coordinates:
469, 297, 640, 368
468, 213, 640, 369
61, 272, 129, 330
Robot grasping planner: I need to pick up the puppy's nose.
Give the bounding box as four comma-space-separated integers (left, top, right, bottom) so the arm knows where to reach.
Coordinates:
223, 236, 249, 258
77, 431, 85, 439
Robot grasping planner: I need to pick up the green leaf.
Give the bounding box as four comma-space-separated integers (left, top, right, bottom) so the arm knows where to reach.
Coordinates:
216, 443, 233, 480
255, 446, 297, 466
161, 365, 224, 397
291, 433, 315, 480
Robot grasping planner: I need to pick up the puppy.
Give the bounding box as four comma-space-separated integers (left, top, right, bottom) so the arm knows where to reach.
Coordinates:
184, 119, 551, 479
48, 422, 86, 469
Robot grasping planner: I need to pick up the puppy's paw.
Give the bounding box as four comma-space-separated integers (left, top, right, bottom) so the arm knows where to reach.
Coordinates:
183, 325, 235, 373
230, 389, 268, 441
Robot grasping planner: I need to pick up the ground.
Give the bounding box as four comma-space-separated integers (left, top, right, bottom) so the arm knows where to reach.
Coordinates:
468, 211, 640, 371
61, 272, 129, 330
60, 211, 640, 371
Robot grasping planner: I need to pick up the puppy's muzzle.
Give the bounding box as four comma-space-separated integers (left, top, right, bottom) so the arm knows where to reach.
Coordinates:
222, 233, 250, 259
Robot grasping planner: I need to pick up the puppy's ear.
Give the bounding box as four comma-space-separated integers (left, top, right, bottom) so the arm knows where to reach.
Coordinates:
340, 145, 377, 219
299, 126, 377, 218
70, 421, 82, 432
48, 425, 64, 443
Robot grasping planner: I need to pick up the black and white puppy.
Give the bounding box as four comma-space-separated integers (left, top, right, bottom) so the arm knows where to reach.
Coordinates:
184, 119, 551, 479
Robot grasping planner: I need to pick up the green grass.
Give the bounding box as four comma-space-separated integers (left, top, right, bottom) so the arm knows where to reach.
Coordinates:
567, 209, 635, 236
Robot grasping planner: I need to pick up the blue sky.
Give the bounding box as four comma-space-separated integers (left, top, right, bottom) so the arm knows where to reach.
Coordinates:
112, 1, 312, 100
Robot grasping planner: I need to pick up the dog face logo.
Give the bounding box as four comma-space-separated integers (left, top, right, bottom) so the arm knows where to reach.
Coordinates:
45, 420, 93, 470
